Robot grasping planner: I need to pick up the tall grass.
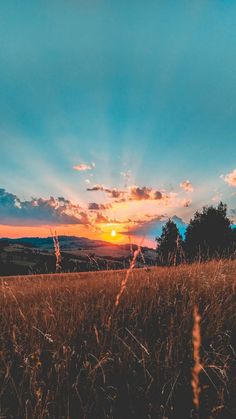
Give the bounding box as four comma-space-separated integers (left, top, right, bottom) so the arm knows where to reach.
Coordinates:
51, 231, 61, 273
191, 305, 202, 411
0, 260, 235, 418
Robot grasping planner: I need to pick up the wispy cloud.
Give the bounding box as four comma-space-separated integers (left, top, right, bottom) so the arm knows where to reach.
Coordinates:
221, 168, 236, 187
73, 162, 95, 172
180, 180, 194, 193
87, 185, 125, 199
121, 170, 132, 185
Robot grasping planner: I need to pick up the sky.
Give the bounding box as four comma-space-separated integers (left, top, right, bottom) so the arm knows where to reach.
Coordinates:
0, 0, 236, 247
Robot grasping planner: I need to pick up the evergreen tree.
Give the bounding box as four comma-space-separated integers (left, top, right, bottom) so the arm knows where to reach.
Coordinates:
156, 220, 183, 266
185, 202, 233, 261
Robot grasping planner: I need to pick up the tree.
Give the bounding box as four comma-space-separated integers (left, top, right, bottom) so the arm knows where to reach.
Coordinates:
185, 202, 233, 261
156, 219, 183, 266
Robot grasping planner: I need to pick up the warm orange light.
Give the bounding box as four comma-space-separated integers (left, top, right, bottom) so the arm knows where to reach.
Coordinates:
111, 229, 117, 238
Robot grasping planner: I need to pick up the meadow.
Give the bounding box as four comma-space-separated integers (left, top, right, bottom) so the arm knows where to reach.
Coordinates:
0, 261, 236, 418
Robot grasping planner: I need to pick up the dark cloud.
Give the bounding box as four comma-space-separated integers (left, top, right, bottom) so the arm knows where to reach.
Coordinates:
107, 188, 124, 198
95, 212, 109, 223
129, 186, 163, 201
154, 191, 163, 200
88, 202, 112, 210
87, 185, 125, 199
0, 188, 89, 226
130, 186, 151, 200
87, 184, 104, 192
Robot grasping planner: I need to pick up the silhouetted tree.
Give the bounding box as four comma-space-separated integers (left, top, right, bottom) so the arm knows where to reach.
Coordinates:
156, 219, 183, 266
185, 202, 234, 261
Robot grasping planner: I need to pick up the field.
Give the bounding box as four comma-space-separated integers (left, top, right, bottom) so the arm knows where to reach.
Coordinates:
0, 261, 236, 419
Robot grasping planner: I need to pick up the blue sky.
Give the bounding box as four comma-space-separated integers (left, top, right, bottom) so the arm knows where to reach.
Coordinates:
0, 0, 236, 244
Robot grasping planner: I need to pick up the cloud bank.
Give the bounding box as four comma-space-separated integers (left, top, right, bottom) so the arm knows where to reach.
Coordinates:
0, 188, 89, 226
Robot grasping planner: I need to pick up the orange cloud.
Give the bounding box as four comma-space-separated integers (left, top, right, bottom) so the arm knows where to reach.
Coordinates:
180, 180, 194, 193
73, 163, 95, 171
221, 168, 236, 187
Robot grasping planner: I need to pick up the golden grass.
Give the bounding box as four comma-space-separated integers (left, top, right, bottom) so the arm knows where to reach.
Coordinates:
0, 260, 236, 418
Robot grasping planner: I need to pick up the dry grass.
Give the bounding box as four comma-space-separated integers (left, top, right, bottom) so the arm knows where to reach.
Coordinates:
0, 261, 236, 418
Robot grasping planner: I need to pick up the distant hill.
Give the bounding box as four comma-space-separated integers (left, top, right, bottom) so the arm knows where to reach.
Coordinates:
0, 236, 156, 276
0, 236, 118, 250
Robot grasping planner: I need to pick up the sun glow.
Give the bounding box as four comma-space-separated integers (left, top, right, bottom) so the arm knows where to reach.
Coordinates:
111, 229, 117, 238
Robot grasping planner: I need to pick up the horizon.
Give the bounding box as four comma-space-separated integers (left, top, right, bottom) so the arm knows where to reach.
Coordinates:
0, 1, 236, 247
1, 210, 235, 250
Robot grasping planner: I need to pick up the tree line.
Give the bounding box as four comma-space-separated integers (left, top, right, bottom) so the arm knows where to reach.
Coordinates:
156, 202, 236, 265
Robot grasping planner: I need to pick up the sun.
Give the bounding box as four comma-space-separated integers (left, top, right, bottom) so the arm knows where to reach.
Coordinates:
111, 229, 117, 238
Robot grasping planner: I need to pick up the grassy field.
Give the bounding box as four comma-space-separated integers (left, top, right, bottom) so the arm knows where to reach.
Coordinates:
0, 261, 236, 418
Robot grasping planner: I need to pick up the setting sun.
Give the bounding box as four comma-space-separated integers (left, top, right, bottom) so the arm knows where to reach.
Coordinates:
111, 229, 117, 238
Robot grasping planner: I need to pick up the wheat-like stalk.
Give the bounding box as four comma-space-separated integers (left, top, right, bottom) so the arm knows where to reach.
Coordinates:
115, 245, 141, 308
51, 230, 62, 273
191, 305, 202, 411
107, 241, 143, 329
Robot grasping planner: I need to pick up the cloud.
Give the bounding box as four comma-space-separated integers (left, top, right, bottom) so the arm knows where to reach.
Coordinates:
129, 186, 163, 201
94, 213, 131, 225
87, 185, 125, 199
0, 188, 90, 226
180, 180, 194, 193
183, 199, 192, 208
88, 202, 112, 210
73, 162, 95, 172
122, 215, 187, 238
94, 212, 110, 224
87, 184, 104, 192
221, 168, 236, 187
87, 184, 164, 202
122, 215, 163, 236
106, 188, 125, 199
